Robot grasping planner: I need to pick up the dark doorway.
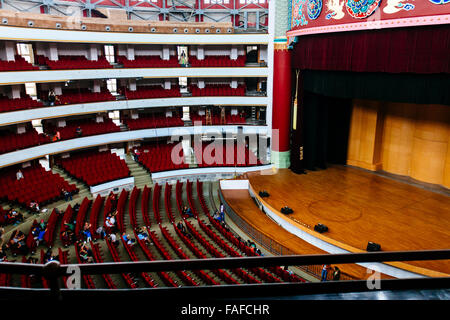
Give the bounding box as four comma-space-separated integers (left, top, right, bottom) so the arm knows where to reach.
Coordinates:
302, 91, 352, 170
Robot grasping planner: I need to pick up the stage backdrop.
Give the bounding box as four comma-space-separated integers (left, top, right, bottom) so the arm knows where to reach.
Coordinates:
347, 99, 450, 188
288, 0, 450, 37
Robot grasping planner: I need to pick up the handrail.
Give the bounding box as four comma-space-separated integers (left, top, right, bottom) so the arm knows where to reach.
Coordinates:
1, 249, 449, 276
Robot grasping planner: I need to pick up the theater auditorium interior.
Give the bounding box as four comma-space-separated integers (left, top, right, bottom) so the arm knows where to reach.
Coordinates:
0, 0, 448, 308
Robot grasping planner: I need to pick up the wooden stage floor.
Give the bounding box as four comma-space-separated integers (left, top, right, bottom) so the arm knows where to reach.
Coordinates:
222, 165, 450, 278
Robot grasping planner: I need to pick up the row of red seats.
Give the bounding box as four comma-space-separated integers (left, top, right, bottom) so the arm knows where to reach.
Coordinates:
0, 164, 78, 208
46, 117, 120, 141
0, 55, 39, 71
147, 227, 198, 287
90, 241, 117, 289
194, 142, 262, 168
124, 114, 184, 131
60, 205, 74, 247
115, 189, 129, 233
135, 143, 189, 173
89, 195, 104, 240
189, 84, 246, 96
56, 90, 114, 106
105, 238, 139, 289
74, 197, 92, 240
0, 93, 44, 113
152, 183, 162, 224
160, 223, 220, 286
164, 183, 176, 223
190, 112, 246, 126
196, 180, 306, 283
141, 185, 152, 228
120, 236, 158, 288
0, 128, 51, 155
186, 180, 281, 284
189, 55, 246, 68
117, 55, 179, 68
134, 234, 180, 288
173, 184, 241, 285
128, 186, 140, 229
56, 151, 130, 186
123, 85, 182, 100
43, 208, 60, 249
73, 242, 96, 289
36, 55, 111, 70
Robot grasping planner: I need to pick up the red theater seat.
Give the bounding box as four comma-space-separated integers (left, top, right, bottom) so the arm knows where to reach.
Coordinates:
0, 163, 78, 208
37, 55, 111, 70
56, 150, 130, 186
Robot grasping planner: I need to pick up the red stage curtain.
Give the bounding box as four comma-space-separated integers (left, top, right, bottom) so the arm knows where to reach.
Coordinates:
292, 25, 450, 74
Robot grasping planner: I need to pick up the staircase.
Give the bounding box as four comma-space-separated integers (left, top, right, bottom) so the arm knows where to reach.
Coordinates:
124, 154, 153, 189
49, 166, 92, 209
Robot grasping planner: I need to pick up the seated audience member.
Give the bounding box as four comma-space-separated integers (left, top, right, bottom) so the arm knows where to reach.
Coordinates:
75, 126, 83, 137
137, 226, 150, 243
77, 241, 93, 263
213, 210, 222, 222
16, 169, 24, 180
182, 206, 193, 218
48, 90, 56, 106
61, 188, 73, 201
8, 230, 27, 255
29, 201, 40, 213
105, 213, 118, 233
82, 222, 92, 241
7, 209, 24, 225
83, 228, 92, 242
109, 233, 120, 247
121, 232, 136, 246
96, 226, 106, 240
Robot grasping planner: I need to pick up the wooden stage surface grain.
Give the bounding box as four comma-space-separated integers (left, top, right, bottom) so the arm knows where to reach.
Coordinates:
222, 166, 450, 278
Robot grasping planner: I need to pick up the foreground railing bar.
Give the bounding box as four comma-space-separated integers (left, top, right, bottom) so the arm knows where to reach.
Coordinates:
0, 277, 449, 300
1, 249, 449, 276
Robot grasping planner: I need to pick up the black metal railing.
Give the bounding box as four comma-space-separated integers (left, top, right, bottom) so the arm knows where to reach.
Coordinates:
0, 250, 449, 301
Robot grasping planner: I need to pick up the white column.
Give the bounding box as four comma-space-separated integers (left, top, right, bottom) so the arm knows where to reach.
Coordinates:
127, 45, 135, 60
230, 46, 238, 60
197, 47, 204, 60
93, 80, 101, 93
231, 80, 238, 89
49, 43, 58, 61
128, 79, 137, 91
53, 84, 62, 95
17, 123, 27, 134
88, 45, 99, 61
1, 41, 16, 61
164, 81, 171, 90
11, 85, 22, 99
162, 45, 170, 60
198, 80, 205, 89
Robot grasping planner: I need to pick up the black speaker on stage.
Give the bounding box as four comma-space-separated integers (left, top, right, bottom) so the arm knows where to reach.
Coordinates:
259, 191, 270, 198
367, 242, 381, 252
314, 223, 328, 233
281, 206, 293, 214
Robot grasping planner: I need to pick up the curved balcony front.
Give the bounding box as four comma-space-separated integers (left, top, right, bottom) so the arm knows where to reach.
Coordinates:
0, 125, 269, 168
0, 67, 268, 85
0, 96, 268, 126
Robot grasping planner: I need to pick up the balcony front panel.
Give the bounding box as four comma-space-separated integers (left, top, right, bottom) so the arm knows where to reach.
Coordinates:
0, 96, 268, 126
0, 125, 269, 168
0, 67, 268, 85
